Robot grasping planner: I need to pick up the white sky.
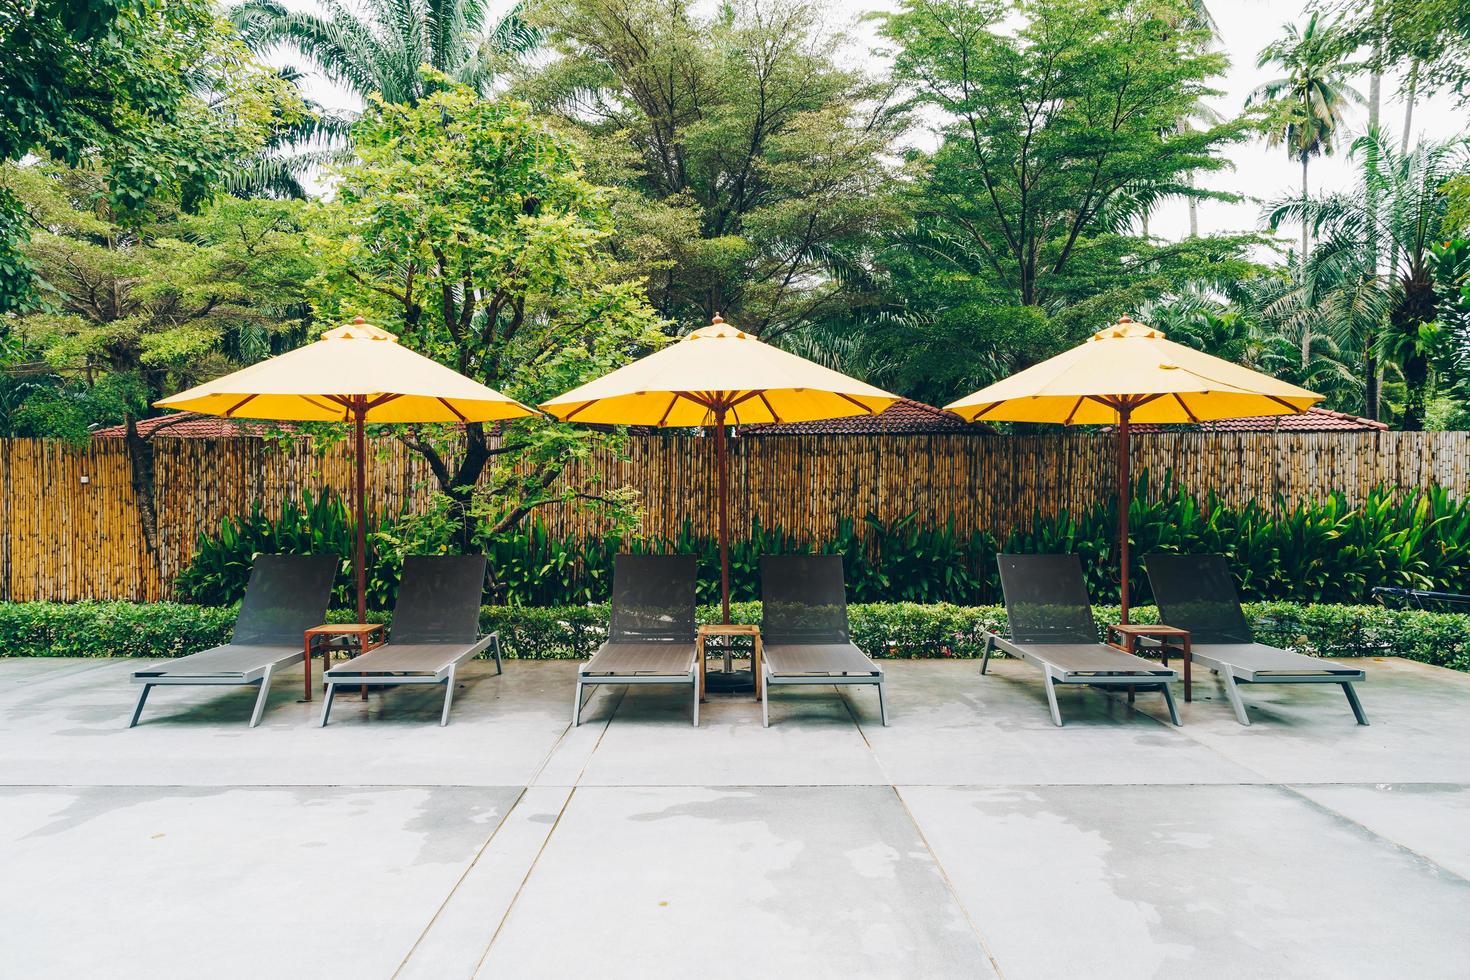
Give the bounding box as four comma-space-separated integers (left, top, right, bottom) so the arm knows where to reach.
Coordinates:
292, 0, 1465, 245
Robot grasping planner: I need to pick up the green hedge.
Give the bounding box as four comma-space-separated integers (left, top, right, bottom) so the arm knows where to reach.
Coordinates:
2, 600, 1466, 672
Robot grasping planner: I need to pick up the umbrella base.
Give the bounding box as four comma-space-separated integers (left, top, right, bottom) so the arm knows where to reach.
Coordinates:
704, 668, 755, 694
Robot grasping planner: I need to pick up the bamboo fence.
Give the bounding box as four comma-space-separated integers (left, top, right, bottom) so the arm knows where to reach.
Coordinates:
2, 430, 1466, 601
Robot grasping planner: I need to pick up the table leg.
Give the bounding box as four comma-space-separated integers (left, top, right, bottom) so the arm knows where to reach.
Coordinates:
302, 631, 313, 702
1125, 635, 1136, 704
752, 634, 762, 702
1182, 636, 1192, 703
697, 633, 707, 701
359, 637, 368, 701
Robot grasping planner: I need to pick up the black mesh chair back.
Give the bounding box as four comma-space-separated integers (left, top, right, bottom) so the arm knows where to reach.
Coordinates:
760, 555, 850, 644
232, 554, 339, 645
1144, 553, 1254, 644
391, 555, 487, 644
608, 554, 697, 643
996, 554, 1100, 644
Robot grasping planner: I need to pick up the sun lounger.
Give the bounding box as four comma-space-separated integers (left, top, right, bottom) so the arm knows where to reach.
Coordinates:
983, 554, 1180, 727
320, 555, 499, 726
574, 554, 699, 726
1145, 553, 1367, 725
130, 554, 337, 728
759, 554, 886, 727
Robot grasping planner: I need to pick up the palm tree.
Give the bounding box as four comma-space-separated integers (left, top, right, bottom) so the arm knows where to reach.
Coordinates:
230, 0, 541, 107
1249, 14, 1364, 269
1267, 129, 1469, 429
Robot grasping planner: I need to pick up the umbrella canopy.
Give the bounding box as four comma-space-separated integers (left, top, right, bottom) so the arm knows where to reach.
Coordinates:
156, 318, 536, 423
157, 317, 538, 630
944, 316, 1322, 622
541, 314, 902, 631
540, 315, 897, 427
946, 317, 1320, 424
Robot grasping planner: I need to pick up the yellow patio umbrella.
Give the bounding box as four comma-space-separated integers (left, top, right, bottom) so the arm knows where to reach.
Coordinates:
156, 317, 538, 623
944, 315, 1322, 621
540, 313, 902, 628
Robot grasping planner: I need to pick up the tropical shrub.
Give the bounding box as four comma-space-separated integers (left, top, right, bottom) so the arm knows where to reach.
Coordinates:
174, 478, 1470, 610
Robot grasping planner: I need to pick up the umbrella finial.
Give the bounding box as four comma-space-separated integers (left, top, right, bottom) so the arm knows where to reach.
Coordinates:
711, 311, 724, 325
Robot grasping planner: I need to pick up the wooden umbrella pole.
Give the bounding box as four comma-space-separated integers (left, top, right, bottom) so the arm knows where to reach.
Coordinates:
1117, 403, 1132, 624
354, 399, 368, 625
715, 403, 730, 624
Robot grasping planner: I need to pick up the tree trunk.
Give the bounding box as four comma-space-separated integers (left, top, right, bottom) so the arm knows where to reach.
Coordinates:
1300, 152, 1311, 369
1364, 51, 1383, 421
1400, 60, 1419, 155
123, 418, 165, 581
1186, 172, 1198, 237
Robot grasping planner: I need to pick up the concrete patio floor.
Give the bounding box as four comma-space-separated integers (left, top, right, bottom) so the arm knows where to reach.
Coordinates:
4, 655, 1470, 979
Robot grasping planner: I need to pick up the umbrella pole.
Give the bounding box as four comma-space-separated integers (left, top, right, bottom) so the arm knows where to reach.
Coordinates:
1117, 405, 1132, 624
354, 400, 368, 625
716, 405, 730, 625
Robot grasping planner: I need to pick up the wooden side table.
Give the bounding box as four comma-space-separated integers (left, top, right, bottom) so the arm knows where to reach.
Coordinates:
301, 623, 386, 701
1107, 623, 1192, 702
696, 624, 762, 701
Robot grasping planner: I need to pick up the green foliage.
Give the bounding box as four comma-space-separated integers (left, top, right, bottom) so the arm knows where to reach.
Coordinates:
0, 600, 239, 659
1, 163, 318, 436
0, 1, 306, 308
231, 0, 539, 106
174, 476, 1470, 611
312, 80, 665, 549
524, 0, 906, 339
5, 598, 1466, 674
174, 491, 387, 610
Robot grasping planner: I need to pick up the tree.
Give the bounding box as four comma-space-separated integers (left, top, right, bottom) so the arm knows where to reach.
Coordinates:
0, 0, 304, 309
854, 0, 1255, 394
1267, 130, 1469, 429
311, 80, 665, 553
1249, 13, 1363, 272
1331, 0, 1470, 109
521, 0, 906, 339
2, 161, 318, 558
880, 0, 1248, 310
231, 0, 541, 107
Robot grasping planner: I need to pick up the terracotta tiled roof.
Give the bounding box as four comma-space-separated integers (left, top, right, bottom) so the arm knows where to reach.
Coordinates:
739, 398, 994, 436
1126, 407, 1388, 434
91, 413, 300, 439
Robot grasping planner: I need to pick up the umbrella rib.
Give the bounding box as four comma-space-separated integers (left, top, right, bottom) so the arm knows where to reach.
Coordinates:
223, 394, 258, 418
656, 394, 678, 428
834, 391, 878, 414
300, 395, 340, 415
968, 401, 1004, 421
1062, 396, 1085, 426
435, 397, 467, 423
1171, 393, 1201, 424
756, 391, 781, 423
1264, 394, 1307, 413
563, 400, 597, 422
365, 393, 402, 410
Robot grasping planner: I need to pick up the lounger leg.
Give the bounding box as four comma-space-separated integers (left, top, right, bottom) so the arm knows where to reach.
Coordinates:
691, 674, 699, 727
1342, 682, 1369, 726
877, 678, 888, 727
492, 635, 503, 676
1159, 682, 1181, 727
1221, 671, 1250, 726
1044, 676, 1063, 727
128, 684, 153, 729
573, 674, 584, 727
249, 665, 274, 728
319, 683, 337, 727
981, 635, 994, 675
762, 675, 771, 728
440, 666, 456, 726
